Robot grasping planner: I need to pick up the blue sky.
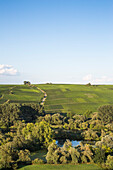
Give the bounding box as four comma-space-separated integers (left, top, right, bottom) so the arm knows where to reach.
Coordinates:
0, 0, 113, 84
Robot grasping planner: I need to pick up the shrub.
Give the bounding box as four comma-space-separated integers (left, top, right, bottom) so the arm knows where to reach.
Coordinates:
32, 158, 44, 164
82, 129, 98, 140
93, 147, 106, 164
69, 147, 80, 164
96, 135, 113, 152
0, 143, 18, 169
86, 83, 91, 86
60, 156, 68, 164
105, 155, 113, 169
46, 141, 58, 164
18, 149, 31, 163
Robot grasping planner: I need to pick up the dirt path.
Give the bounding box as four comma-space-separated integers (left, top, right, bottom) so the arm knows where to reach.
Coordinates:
36, 87, 47, 106
30, 85, 47, 106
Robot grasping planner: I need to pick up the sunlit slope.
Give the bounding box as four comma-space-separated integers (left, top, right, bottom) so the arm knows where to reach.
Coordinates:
0, 85, 43, 104
37, 84, 113, 114
19, 164, 102, 170
1, 84, 113, 114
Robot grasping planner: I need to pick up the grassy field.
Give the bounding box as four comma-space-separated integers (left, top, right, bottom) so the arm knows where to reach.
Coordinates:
37, 84, 113, 114
19, 164, 102, 170
1, 84, 113, 114
0, 85, 43, 104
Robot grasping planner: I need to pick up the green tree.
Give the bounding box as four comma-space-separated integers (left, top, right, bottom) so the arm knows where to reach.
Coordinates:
22, 121, 53, 149
93, 147, 106, 164
46, 141, 58, 164
0, 143, 18, 169
69, 147, 80, 164
24, 81, 31, 85
106, 155, 113, 169
18, 149, 31, 163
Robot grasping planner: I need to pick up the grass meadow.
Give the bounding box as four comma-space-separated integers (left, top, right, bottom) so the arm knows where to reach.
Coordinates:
1, 84, 113, 114
0, 85, 43, 104
19, 164, 102, 170
37, 84, 113, 114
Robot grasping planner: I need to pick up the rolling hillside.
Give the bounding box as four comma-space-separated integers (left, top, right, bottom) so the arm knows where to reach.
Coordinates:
37, 84, 113, 114
0, 85, 43, 104
1, 84, 113, 114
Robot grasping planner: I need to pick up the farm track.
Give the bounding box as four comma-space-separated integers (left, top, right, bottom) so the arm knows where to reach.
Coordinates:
37, 87, 47, 106
31, 85, 47, 106
36, 84, 113, 113
0, 85, 44, 105
1, 84, 113, 114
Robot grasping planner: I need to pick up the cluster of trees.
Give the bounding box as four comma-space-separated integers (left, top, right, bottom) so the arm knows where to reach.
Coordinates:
36, 110, 111, 141
38, 105, 113, 169
0, 103, 45, 131
22, 121, 53, 149
37, 113, 66, 125
0, 102, 113, 169
46, 140, 93, 164
0, 144, 31, 169
46, 105, 113, 169
46, 136, 113, 169
0, 120, 53, 169
46, 83, 52, 85
93, 135, 113, 169
0, 103, 53, 169
24, 81, 31, 85
36, 105, 113, 142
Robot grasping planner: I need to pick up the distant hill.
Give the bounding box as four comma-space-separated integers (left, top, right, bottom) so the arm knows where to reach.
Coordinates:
1, 84, 113, 114
37, 84, 113, 114
0, 85, 43, 104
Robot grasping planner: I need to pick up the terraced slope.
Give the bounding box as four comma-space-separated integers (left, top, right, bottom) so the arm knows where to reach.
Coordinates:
37, 84, 113, 114
0, 85, 43, 104
1, 84, 113, 114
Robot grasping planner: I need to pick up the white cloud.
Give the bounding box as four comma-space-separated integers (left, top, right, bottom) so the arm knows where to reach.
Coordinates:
94, 76, 113, 83
83, 74, 113, 84
0, 64, 18, 76
83, 74, 92, 81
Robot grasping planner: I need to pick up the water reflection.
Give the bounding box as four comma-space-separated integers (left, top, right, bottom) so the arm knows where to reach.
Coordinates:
56, 140, 80, 147
56, 140, 96, 147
